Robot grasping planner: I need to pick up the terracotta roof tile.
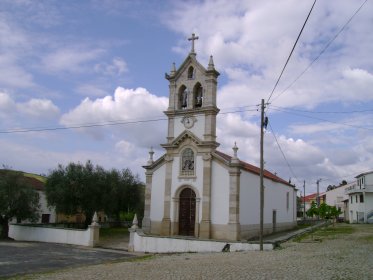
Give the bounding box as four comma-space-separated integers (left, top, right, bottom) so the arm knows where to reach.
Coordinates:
214, 150, 292, 186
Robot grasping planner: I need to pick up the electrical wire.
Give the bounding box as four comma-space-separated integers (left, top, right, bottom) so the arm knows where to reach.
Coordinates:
270, 0, 368, 103
270, 107, 373, 131
0, 107, 259, 134
268, 105, 373, 115
267, 120, 301, 185
266, 0, 317, 104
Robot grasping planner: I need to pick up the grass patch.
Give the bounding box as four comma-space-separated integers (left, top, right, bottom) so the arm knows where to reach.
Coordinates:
100, 227, 129, 239
359, 235, 373, 243
316, 225, 354, 236
294, 224, 354, 242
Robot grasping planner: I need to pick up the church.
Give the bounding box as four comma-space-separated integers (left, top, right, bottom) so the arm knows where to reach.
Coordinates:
142, 34, 297, 241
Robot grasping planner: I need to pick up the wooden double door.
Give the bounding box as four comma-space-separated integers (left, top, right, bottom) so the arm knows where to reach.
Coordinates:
178, 188, 196, 236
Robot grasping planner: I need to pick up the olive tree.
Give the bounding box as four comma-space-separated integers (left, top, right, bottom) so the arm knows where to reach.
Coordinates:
0, 170, 40, 238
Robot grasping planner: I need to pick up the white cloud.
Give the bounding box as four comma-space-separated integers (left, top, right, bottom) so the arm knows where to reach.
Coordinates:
95, 57, 128, 76
42, 47, 105, 73
17, 98, 60, 119
0, 55, 35, 89
164, 0, 373, 109
0, 138, 147, 179
60, 87, 168, 147
0, 92, 60, 124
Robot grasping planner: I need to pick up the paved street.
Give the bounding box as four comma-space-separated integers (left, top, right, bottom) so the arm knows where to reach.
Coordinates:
2, 224, 373, 280
0, 241, 136, 278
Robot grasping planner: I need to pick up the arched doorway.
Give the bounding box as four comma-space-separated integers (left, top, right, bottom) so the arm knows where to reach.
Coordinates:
179, 188, 196, 236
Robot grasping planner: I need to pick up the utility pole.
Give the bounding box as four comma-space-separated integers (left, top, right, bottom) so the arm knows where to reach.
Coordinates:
316, 178, 321, 220
259, 99, 265, 251
303, 180, 306, 220
316, 179, 322, 207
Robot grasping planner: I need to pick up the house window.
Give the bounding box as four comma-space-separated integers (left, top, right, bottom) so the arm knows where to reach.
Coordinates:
356, 195, 358, 203
181, 148, 194, 176
350, 196, 353, 204
360, 194, 364, 203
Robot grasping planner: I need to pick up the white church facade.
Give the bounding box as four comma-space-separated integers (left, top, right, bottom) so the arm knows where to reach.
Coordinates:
142, 35, 297, 241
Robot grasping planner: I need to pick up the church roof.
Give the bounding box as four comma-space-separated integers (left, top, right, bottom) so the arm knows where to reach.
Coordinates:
214, 150, 294, 187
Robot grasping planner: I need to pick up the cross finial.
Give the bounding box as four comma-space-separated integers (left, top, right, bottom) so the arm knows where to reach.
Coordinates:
188, 33, 199, 53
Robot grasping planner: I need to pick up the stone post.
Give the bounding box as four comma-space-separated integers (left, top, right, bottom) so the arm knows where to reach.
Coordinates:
88, 212, 100, 247
128, 214, 140, 252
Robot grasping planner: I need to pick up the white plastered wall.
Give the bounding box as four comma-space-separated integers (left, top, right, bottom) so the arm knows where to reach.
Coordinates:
174, 115, 206, 140
239, 171, 296, 225
150, 164, 166, 221
210, 160, 229, 224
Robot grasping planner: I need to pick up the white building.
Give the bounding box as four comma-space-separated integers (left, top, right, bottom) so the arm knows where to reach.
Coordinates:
346, 171, 373, 223
325, 184, 350, 221
142, 36, 297, 241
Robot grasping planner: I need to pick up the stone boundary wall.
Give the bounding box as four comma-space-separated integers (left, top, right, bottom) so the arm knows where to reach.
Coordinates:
9, 223, 100, 247
128, 229, 273, 253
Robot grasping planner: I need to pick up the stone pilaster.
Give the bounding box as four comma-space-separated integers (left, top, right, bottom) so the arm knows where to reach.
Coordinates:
142, 170, 153, 233
199, 153, 212, 239
227, 166, 241, 241
161, 155, 173, 236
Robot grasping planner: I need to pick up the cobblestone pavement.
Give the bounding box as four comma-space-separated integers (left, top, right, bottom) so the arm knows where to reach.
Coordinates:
9, 224, 373, 280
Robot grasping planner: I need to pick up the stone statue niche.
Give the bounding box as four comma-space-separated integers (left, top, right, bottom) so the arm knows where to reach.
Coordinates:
194, 84, 203, 108
179, 86, 188, 109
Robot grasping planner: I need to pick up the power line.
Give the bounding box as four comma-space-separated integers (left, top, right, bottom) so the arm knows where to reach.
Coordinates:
269, 105, 373, 115
267, 120, 301, 185
0, 107, 259, 134
0, 118, 168, 134
270, 0, 368, 103
266, 0, 317, 104
270, 107, 373, 131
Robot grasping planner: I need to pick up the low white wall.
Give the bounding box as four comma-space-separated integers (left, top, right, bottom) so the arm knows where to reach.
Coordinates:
9, 224, 99, 247
129, 230, 273, 253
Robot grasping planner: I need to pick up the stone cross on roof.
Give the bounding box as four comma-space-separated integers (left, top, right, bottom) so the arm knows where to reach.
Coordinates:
188, 33, 199, 53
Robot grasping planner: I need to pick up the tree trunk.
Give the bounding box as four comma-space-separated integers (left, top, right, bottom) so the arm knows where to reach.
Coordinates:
0, 219, 9, 239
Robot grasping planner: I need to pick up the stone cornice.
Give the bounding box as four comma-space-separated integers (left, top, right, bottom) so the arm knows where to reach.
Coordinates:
164, 106, 220, 117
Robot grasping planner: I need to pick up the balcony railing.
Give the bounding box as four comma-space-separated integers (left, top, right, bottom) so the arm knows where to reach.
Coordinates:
345, 184, 360, 194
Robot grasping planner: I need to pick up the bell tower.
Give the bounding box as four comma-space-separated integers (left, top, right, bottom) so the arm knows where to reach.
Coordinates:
163, 34, 220, 148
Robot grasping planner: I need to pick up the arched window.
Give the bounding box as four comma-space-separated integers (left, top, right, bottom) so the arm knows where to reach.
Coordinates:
187, 66, 194, 79
181, 148, 194, 176
194, 83, 203, 108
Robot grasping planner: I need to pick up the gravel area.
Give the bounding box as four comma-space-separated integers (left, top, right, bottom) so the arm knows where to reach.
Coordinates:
12, 224, 373, 280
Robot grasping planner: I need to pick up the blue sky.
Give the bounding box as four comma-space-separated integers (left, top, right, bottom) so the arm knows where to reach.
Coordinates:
1, 0, 372, 195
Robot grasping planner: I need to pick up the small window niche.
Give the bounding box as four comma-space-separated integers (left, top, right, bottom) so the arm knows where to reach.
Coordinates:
187, 66, 194, 79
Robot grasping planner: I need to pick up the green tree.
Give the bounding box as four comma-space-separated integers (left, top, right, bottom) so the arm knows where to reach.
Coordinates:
45, 161, 108, 226
318, 203, 331, 219
306, 201, 318, 218
0, 170, 40, 238
46, 161, 144, 226
101, 168, 144, 222
330, 206, 342, 225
